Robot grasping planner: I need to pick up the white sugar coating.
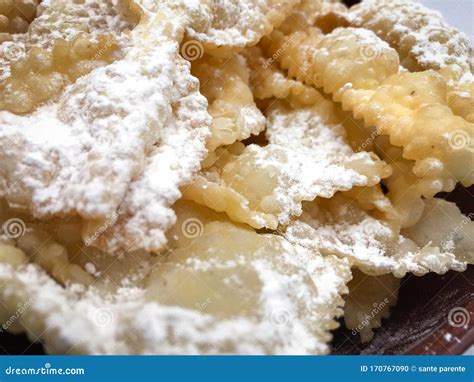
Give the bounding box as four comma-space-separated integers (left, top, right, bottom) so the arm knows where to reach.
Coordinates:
350, 0, 472, 71
0, 211, 352, 354
264, 105, 392, 223
342, 27, 394, 51
0, 1, 211, 253
0, 0, 134, 79
186, 0, 299, 54
284, 195, 470, 278
402, 198, 474, 264
30, 0, 134, 49
0, 0, 472, 356
183, 102, 391, 230
456, 71, 474, 86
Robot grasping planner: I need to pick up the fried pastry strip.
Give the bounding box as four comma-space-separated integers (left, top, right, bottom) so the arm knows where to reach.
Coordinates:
0, 200, 351, 354
185, 0, 300, 57
191, 53, 265, 151
349, 0, 471, 72
261, 22, 474, 197
0, 0, 40, 35
284, 194, 471, 278
1, 1, 212, 254
344, 270, 400, 343
183, 100, 391, 229
348, 0, 474, 123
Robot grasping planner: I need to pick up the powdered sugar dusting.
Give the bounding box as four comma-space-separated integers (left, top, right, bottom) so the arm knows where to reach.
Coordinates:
187, 0, 299, 52
351, 0, 472, 71
183, 102, 390, 230
30, 0, 134, 49
284, 195, 470, 278
264, 103, 391, 223
0, 1, 211, 253
0, 211, 351, 354
0, 0, 133, 80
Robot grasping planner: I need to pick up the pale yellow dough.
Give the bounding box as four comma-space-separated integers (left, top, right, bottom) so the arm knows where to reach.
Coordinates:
183, 100, 391, 229
191, 53, 265, 151
344, 269, 400, 343
0, 0, 472, 357
0, 200, 351, 354
261, 19, 474, 198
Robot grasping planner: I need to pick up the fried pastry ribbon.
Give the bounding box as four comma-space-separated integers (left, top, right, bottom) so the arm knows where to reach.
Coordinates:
347, 0, 474, 124
191, 53, 265, 151
284, 192, 472, 278
183, 97, 391, 229
185, 0, 300, 57
0, 200, 351, 354
344, 270, 400, 343
349, 0, 471, 72
261, 18, 474, 199
0, 1, 212, 253
0, 0, 135, 113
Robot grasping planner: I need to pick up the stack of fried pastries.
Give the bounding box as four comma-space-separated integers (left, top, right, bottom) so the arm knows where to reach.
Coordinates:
0, 0, 472, 354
